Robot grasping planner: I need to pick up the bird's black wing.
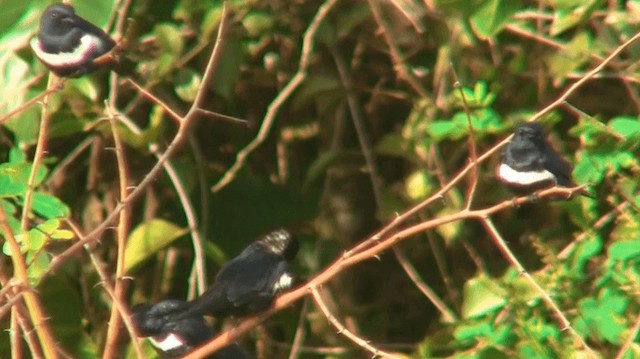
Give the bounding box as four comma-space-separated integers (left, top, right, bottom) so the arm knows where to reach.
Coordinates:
220, 247, 287, 307
131, 300, 190, 337
542, 148, 574, 187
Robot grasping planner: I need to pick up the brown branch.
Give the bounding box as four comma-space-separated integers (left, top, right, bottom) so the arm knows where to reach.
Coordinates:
20, 74, 57, 230
114, 110, 208, 295
287, 298, 310, 359
310, 286, 399, 358
185, 185, 589, 358
343, 28, 640, 259
102, 102, 133, 359
329, 44, 384, 208
450, 68, 479, 210
64, 220, 144, 358
0, 202, 59, 359
211, 0, 340, 192
615, 311, 640, 359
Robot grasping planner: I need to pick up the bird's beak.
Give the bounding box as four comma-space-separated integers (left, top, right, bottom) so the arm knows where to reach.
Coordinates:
62, 18, 76, 25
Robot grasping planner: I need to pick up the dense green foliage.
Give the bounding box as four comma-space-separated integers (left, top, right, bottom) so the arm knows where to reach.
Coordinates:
0, 0, 639, 358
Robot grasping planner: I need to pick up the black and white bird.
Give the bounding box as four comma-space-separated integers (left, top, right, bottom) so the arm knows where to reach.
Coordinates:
30, 3, 116, 77
133, 229, 298, 326
131, 300, 253, 359
497, 123, 588, 197
185, 228, 299, 318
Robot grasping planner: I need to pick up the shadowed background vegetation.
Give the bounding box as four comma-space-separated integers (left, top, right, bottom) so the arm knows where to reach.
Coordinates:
0, 0, 639, 358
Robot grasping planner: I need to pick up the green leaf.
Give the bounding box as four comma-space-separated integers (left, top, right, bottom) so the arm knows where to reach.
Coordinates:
31, 192, 70, 219
427, 120, 458, 140
462, 275, 507, 319
405, 170, 433, 201
0, 162, 46, 197
174, 68, 201, 102
609, 117, 640, 139
547, 32, 592, 80
550, 0, 599, 36
0, 0, 29, 35
571, 234, 602, 274
124, 219, 188, 273
470, 0, 522, 39
454, 321, 492, 342
242, 12, 274, 37
608, 240, 640, 262
374, 133, 409, 158
575, 288, 628, 344
26, 251, 50, 284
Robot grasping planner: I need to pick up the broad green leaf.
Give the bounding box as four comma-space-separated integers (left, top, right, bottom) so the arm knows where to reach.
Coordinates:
26, 251, 50, 284
453, 321, 492, 342
124, 219, 188, 272
609, 117, 640, 139
608, 240, 640, 262
31, 192, 70, 219
242, 12, 274, 37
0, 0, 29, 35
470, 0, 522, 39
575, 288, 628, 344
571, 234, 602, 275
462, 275, 507, 319
550, 0, 599, 36
405, 170, 433, 201
375, 133, 409, 159
547, 32, 592, 80
175, 68, 201, 102
427, 120, 458, 140
0, 162, 47, 197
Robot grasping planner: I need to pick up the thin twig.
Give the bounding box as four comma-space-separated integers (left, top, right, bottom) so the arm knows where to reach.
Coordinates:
102, 101, 133, 359
0, 81, 63, 125
393, 247, 458, 322
366, 0, 429, 98
615, 311, 640, 359
450, 68, 479, 210
64, 220, 144, 359
287, 298, 310, 359
212, 0, 340, 192
21, 74, 57, 230
329, 45, 384, 208
310, 286, 399, 358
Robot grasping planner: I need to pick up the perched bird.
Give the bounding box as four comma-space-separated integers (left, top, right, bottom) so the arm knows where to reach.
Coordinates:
497, 123, 589, 197
185, 228, 299, 318
30, 3, 117, 77
131, 300, 253, 359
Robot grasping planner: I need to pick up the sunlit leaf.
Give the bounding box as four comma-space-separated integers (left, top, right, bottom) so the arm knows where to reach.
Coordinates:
609, 117, 640, 139
462, 275, 507, 319
31, 192, 70, 219
470, 0, 521, 38
124, 219, 188, 272
608, 240, 640, 262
